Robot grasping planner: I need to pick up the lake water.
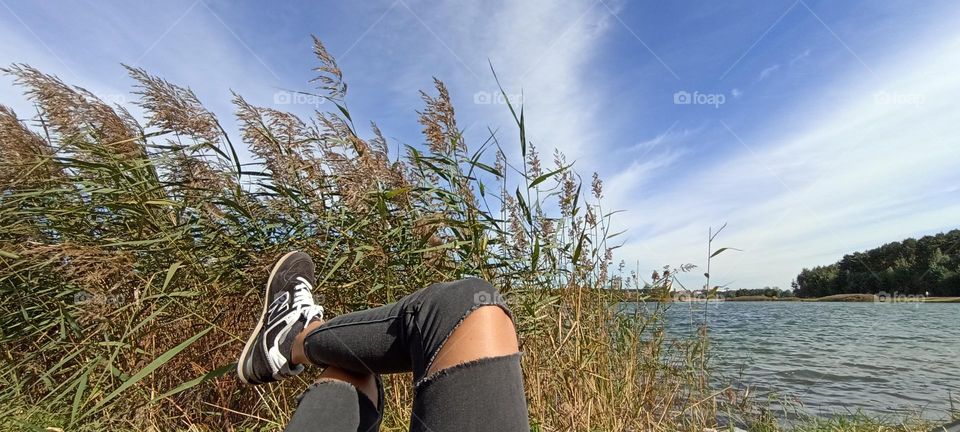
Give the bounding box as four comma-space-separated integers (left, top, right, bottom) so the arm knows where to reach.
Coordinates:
634, 301, 960, 420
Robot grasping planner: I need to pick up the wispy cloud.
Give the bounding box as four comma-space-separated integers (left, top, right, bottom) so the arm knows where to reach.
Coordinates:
455, 0, 619, 166
790, 48, 812, 65
605, 146, 688, 204
758, 64, 781, 80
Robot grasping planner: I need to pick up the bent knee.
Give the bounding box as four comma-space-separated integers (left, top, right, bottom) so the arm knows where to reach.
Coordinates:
460, 303, 517, 337
415, 278, 518, 367
424, 290, 519, 376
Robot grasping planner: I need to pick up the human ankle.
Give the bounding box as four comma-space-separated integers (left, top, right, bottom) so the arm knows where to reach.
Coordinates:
291, 318, 324, 366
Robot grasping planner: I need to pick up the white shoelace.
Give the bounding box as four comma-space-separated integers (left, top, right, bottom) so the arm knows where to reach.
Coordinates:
293, 276, 324, 322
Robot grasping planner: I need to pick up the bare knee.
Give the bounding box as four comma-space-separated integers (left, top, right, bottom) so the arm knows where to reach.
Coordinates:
426, 303, 519, 376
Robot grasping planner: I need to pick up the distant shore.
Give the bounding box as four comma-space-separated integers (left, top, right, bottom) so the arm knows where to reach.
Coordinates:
610, 291, 960, 303
723, 293, 960, 302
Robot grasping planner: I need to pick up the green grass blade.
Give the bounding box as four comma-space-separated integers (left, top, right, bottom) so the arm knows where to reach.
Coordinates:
80, 326, 212, 420
150, 363, 234, 402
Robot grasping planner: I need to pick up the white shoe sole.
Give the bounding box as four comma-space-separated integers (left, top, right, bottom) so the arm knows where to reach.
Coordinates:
236, 251, 300, 384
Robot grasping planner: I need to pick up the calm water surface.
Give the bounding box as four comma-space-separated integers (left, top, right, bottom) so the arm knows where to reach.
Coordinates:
631, 301, 960, 420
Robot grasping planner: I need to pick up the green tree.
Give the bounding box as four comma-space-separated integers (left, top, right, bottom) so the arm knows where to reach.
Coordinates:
794, 230, 960, 297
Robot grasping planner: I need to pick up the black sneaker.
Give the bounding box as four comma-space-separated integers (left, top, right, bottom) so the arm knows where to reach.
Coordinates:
237, 251, 324, 385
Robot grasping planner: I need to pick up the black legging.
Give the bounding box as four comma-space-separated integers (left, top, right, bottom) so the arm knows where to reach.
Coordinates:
285, 278, 530, 432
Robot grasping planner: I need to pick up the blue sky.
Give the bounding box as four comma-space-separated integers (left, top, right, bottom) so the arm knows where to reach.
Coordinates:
2, 0, 959, 289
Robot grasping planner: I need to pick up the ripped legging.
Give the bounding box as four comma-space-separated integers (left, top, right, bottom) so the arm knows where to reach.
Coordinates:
285, 278, 530, 432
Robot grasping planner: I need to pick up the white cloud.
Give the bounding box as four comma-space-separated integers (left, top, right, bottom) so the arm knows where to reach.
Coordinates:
610, 32, 960, 289
481, 0, 615, 165
359, 0, 620, 168
603, 124, 706, 204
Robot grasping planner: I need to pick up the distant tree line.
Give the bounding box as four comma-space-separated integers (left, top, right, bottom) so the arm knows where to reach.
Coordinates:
722, 286, 795, 298
792, 229, 960, 297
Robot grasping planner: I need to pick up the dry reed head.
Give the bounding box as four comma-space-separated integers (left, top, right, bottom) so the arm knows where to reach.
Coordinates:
162, 143, 231, 218
586, 204, 597, 227
233, 93, 321, 193
315, 112, 405, 213
310, 35, 346, 100
4, 64, 141, 157
592, 171, 603, 199
504, 194, 529, 255
418, 78, 462, 156
125, 65, 220, 143
0, 105, 57, 186
362, 122, 406, 188
553, 149, 578, 217
494, 148, 506, 176
527, 143, 542, 177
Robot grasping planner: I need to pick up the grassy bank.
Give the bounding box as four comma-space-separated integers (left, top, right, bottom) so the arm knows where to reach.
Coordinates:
0, 38, 949, 431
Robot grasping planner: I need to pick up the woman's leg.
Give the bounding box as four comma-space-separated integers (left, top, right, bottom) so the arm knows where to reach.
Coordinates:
238, 251, 529, 431
408, 295, 528, 432
295, 278, 529, 431
284, 366, 382, 432
237, 251, 383, 432
297, 278, 508, 379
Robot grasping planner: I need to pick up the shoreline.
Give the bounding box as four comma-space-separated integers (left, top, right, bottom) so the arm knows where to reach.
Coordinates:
723, 294, 960, 302
611, 291, 960, 303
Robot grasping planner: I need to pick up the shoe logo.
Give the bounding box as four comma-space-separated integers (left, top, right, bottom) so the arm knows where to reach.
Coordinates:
266, 292, 290, 325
